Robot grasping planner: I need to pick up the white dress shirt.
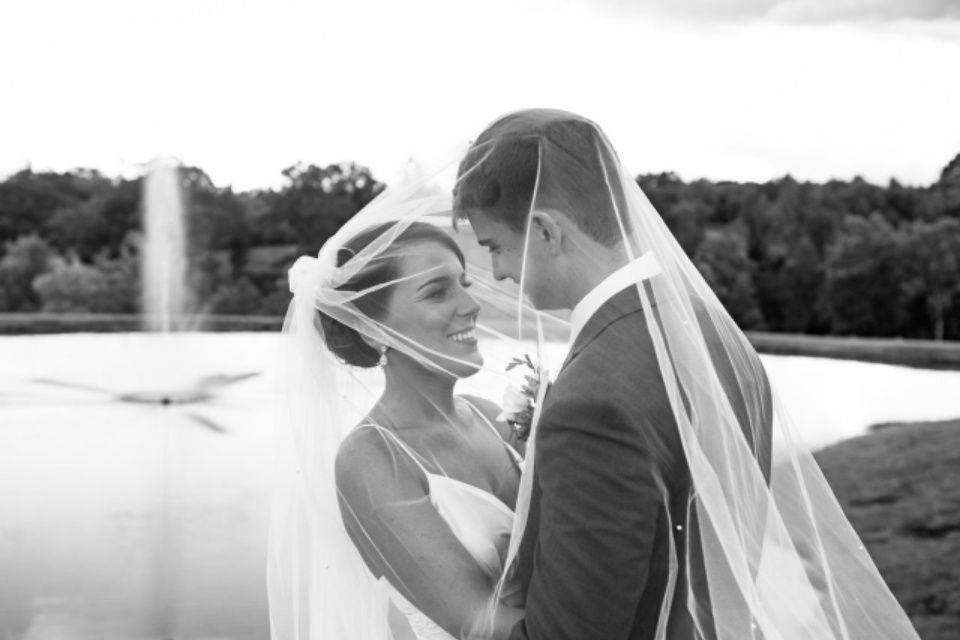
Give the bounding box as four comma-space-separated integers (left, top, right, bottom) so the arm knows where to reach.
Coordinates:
568, 252, 661, 349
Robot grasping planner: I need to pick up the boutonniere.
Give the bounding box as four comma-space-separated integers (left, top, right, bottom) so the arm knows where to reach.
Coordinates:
497, 353, 544, 442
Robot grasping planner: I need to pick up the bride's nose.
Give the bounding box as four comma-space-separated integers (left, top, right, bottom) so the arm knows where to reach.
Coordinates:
458, 288, 481, 317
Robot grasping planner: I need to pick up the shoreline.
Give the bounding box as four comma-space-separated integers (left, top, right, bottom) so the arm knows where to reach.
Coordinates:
749, 332, 960, 371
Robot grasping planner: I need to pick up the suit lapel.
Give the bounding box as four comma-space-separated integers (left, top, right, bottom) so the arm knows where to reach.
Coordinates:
511, 282, 654, 594
559, 282, 650, 373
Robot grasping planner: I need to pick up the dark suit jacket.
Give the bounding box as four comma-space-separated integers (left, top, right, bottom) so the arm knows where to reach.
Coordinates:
509, 284, 773, 640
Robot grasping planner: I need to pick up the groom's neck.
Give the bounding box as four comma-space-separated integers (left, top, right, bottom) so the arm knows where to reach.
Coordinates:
562, 247, 627, 311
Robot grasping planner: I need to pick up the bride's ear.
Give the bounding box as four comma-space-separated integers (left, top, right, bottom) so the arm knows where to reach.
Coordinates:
529, 209, 563, 256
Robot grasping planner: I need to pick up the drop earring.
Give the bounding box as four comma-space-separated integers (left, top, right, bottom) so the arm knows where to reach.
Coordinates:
378, 347, 388, 367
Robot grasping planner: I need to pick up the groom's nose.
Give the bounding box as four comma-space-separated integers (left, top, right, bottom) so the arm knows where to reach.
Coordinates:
492, 259, 509, 281
493, 268, 517, 284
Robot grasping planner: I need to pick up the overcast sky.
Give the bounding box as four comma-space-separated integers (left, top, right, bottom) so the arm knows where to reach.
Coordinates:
599, 0, 960, 22
2, 0, 959, 190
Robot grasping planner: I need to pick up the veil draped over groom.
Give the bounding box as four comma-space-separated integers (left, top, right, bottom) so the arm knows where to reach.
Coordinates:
268, 109, 921, 640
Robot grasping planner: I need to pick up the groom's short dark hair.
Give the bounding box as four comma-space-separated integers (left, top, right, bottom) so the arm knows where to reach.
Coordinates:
453, 109, 630, 247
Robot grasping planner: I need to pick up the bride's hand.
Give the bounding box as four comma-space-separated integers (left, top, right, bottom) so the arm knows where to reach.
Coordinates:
494, 530, 511, 567
493, 533, 525, 609
387, 600, 418, 640
464, 605, 524, 640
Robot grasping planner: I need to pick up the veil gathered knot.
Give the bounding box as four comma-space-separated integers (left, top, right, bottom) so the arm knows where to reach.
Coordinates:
288, 255, 340, 296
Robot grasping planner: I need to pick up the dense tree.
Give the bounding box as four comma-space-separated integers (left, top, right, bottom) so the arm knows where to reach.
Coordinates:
755, 235, 826, 333
901, 219, 960, 340
44, 183, 139, 262
637, 172, 684, 214
660, 200, 708, 254
693, 229, 765, 330
935, 153, 960, 219
886, 179, 923, 224
822, 214, 911, 337
0, 169, 111, 251
2, 151, 959, 338
0, 235, 54, 311
260, 162, 384, 256
641, 153, 960, 339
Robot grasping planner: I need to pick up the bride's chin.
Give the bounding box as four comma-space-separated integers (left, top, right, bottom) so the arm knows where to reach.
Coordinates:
463, 356, 484, 378
450, 352, 484, 379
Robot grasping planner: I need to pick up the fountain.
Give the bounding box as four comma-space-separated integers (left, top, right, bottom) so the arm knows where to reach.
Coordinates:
29, 157, 258, 417
1, 157, 274, 640
142, 158, 188, 333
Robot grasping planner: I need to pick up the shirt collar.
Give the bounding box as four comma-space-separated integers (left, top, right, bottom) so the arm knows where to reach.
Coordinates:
568, 252, 661, 348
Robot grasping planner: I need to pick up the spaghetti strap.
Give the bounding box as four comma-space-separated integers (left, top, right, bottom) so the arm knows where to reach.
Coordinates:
460, 397, 523, 465
357, 423, 431, 478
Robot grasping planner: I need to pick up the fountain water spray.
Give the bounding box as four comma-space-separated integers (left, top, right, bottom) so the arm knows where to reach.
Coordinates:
142, 158, 188, 332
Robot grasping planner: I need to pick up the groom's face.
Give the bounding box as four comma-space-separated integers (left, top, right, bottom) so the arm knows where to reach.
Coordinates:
467, 211, 523, 282
467, 211, 552, 309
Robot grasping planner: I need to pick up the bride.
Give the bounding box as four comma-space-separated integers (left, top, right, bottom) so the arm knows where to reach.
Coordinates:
325, 222, 525, 639
269, 215, 529, 640
268, 110, 922, 640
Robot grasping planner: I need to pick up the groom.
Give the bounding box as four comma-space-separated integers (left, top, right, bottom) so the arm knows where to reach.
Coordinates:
455, 109, 773, 640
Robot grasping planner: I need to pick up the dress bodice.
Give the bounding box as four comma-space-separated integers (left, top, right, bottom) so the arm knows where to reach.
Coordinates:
427, 472, 515, 579
364, 403, 521, 640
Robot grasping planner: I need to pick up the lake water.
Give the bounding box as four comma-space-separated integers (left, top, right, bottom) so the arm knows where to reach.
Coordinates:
2, 332, 959, 640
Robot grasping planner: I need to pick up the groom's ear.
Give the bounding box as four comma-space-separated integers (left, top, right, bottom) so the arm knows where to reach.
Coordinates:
529, 209, 563, 256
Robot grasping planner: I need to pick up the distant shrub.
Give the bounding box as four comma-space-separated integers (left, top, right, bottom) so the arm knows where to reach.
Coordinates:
33, 249, 139, 313
0, 235, 55, 311
208, 277, 264, 315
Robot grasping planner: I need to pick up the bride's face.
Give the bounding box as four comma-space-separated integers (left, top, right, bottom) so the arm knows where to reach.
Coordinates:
382, 241, 483, 377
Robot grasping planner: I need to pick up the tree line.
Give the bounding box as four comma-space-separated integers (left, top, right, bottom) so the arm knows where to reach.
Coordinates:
1, 154, 958, 339
0, 163, 383, 321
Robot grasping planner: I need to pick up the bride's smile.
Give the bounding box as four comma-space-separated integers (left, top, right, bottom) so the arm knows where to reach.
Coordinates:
447, 326, 477, 344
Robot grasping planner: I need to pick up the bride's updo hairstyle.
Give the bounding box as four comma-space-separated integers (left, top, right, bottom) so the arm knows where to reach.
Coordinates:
317, 221, 465, 367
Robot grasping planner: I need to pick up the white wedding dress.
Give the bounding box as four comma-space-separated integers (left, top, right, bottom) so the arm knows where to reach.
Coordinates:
364, 404, 521, 640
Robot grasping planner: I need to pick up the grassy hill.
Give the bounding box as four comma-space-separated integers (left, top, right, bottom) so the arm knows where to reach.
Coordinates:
816, 419, 960, 639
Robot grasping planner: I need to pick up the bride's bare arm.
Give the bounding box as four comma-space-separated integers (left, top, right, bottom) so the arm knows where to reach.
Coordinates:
335, 428, 522, 639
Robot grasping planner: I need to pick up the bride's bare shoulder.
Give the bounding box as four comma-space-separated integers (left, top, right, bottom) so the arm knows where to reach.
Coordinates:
336, 423, 393, 468
335, 424, 424, 498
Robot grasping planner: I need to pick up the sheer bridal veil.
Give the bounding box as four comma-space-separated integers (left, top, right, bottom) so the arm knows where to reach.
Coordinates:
268, 109, 920, 640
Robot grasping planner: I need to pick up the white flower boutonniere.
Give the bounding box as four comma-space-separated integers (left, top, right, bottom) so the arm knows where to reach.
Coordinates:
497, 353, 543, 442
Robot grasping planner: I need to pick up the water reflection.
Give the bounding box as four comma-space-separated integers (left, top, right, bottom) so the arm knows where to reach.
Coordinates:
1, 335, 274, 640
2, 401, 271, 639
